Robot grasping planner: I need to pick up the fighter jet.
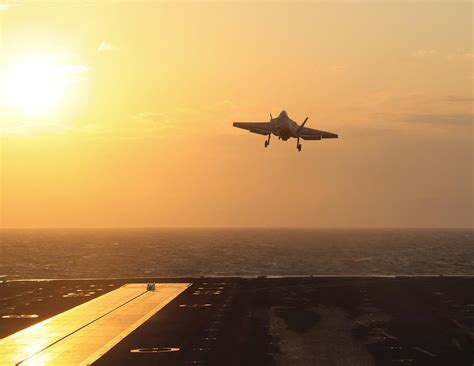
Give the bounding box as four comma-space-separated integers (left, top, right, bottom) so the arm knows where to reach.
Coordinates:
233, 110, 338, 151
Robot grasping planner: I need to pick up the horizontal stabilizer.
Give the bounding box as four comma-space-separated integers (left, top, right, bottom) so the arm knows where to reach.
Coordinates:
299, 134, 321, 140
249, 128, 271, 136
299, 126, 338, 139
233, 122, 273, 135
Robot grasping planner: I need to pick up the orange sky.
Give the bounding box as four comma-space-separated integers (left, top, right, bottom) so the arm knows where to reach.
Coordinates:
0, 1, 472, 228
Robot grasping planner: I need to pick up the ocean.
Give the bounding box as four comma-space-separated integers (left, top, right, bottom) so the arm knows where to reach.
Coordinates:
0, 228, 472, 279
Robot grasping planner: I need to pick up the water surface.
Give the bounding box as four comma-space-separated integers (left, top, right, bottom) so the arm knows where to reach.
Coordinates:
0, 229, 472, 278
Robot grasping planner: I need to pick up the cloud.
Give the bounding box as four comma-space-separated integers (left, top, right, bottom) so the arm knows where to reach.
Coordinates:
361, 112, 473, 138
446, 49, 474, 61
0, 119, 83, 137
62, 64, 89, 74
330, 64, 347, 73
76, 112, 180, 140
54, 52, 77, 60
97, 41, 116, 52
132, 112, 164, 121
0, 3, 19, 11
412, 49, 440, 57
131, 112, 169, 129
412, 48, 474, 63
64, 3, 93, 8
60, 64, 89, 84
131, 112, 175, 132
388, 112, 473, 125
443, 96, 474, 103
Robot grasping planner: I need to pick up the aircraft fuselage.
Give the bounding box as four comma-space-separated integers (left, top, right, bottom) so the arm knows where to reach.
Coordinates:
271, 111, 299, 140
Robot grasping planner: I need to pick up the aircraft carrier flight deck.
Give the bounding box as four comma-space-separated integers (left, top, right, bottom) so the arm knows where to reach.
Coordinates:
0, 276, 473, 365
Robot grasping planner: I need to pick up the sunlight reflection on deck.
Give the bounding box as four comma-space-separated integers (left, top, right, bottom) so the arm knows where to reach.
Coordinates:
0, 283, 190, 365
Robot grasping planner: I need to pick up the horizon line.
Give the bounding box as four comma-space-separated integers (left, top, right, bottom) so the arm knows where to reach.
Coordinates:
0, 226, 472, 230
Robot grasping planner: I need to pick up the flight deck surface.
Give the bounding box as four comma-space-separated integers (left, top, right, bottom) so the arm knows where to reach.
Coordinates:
0, 283, 190, 365
0, 276, 473, 365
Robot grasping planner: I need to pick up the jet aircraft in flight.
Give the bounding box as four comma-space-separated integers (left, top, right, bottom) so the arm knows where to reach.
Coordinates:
233, 110, 338, 151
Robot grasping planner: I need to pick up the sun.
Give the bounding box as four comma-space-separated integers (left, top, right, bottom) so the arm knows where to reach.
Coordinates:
4, 55, 68, 116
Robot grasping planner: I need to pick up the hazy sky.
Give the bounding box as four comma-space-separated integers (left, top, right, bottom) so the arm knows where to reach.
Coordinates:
0, 1, 472, 228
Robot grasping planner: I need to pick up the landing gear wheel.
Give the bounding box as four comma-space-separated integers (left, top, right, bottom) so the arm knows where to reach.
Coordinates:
297, 143, 302, 152
264, 140, 269, 148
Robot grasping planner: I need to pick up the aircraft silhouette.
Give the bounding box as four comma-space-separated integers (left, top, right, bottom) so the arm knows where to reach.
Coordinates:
233, 110, 338, 151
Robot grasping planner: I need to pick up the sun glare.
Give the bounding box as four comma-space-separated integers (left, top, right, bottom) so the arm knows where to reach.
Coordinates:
4, 55, 68, 116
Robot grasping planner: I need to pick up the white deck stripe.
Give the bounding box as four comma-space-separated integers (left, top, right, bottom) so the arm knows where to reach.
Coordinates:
0, 283, 190, 366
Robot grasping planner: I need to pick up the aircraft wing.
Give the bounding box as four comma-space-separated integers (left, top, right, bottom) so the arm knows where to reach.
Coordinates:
233, 122, 274, 136
299, 126, 338, 140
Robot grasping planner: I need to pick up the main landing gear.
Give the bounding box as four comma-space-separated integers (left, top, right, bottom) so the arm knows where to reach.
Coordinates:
296, 137, 302, 152
264, 134, 271, 148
